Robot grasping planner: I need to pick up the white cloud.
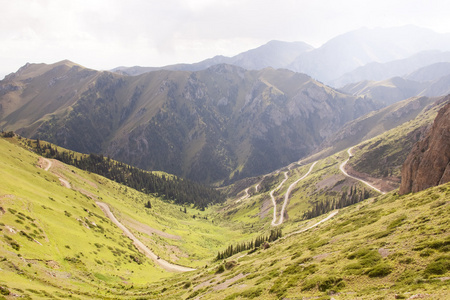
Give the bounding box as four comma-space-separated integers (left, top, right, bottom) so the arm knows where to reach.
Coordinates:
1, 0, 449, 78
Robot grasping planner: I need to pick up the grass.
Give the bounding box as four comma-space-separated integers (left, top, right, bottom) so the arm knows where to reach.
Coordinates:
1, 106, 449, 300
348, 98, 447, 182
0, 136, 252, 298
173, 181, 450, 299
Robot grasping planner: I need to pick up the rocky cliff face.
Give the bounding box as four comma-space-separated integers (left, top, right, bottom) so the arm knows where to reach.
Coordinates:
399, 97, 450, 194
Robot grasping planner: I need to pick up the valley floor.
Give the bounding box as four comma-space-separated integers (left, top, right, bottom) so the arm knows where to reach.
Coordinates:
1, 135, 449, 299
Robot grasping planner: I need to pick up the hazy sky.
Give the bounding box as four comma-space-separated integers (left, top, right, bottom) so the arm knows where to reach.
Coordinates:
1, 0, 449, 78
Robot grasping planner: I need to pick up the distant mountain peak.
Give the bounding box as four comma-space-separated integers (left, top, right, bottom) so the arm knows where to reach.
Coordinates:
112, 40, 314, 76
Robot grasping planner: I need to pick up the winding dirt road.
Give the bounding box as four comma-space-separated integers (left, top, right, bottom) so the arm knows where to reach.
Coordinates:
255, 182, 261, 193
282, 210, 339, 240
270, 172, 289, 226
273, 161, 318, 226
41, 158, 71, 188
235, 187, 250, 203
58, 177, 71, 189
43, 158, 52, 171
340, 147, 385, 194
96, 202, 195, 272
39, 156, 194, 272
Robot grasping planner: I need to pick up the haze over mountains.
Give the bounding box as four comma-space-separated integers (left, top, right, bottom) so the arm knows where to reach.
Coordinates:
1, 22, 450, 299
113, 40, 314, 76
340, 70, 450, 107
332, 50, 450, 87
2, 25, 450, 185
113, 25, 450, 87
0, 61, 379, 184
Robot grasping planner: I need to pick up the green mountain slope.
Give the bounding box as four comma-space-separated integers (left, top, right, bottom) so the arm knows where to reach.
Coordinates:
341, 95, 449, 191
174, 182, 450, 300
1, 100, 449, 298
29, 139, 224, 209
318, 95, 446, 162
0, 61, 380, 185
0, 136, 255, 299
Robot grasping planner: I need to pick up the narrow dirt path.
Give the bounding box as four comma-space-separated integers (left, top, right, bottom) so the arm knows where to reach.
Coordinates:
270, 172, 289, 226
38, 156, 194, 272
235, 187, 250, 203
282, 210, 339, 240
255, 174, 268, 193
255, 181, 261, 193
43, 158, 52, 171
58, 177, 71, 189
273, 161, 317, 226
340, 147, 385, 194
96, 202, 195, 272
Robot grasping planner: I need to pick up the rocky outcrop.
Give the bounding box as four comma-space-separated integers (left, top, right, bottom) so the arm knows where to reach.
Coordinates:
399, 97, 450, 194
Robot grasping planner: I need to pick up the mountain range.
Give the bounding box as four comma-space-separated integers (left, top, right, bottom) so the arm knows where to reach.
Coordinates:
113, 40, 313, 76
340, 63, 450, 106
1, 24, 450, 299
0, 90, 448, 298
3, 26, 450, 186
113, 25, 450, 86
332, 50, 450, 87
0, 60, 379, 185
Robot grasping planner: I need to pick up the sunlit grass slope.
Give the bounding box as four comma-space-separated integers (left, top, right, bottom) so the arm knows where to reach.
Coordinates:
219, 151, 378, 235
0, 136, 252, 299
348, 96, 448, 181
159, 183, 450, 299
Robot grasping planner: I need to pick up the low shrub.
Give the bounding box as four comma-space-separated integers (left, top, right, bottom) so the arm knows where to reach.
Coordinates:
419, 249, 434, 257
240, 287, 263, 299
301, 275, 344, 292
216, 264, 225, 274
387, 214, 407, 230
424, 255, 450, 275
0, 285, 10, 296
399, 257, 414, 264
318, 276, 344, 292
225, 260, 237, 270
367, 264, 393, 277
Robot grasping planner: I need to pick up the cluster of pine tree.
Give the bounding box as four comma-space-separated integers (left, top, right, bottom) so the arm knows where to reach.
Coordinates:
34, 140, 225, 209
1, 131, 15, 138
216, 228, 282, 260
302, 186, 371, 220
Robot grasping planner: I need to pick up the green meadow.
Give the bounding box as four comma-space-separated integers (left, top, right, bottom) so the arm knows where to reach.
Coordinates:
0, 130, 449, 299
0, 136, 254, 299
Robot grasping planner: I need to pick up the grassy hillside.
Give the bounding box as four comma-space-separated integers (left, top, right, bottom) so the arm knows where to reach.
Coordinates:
347, 96, 449, 190
170, 182, 449, 299
219, 154, 377, 234
0, 136, 255, 299
1, 101, 449, 299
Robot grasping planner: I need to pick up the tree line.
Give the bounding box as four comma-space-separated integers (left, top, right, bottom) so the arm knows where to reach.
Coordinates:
33, 139, 225, 209
302, 186, 372, 220
216, 228, 282, 260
